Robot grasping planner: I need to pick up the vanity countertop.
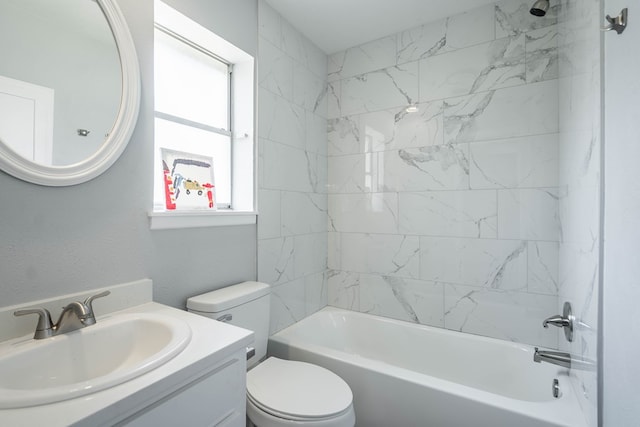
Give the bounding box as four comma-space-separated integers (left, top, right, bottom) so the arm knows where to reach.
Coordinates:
0, 301, 253, 426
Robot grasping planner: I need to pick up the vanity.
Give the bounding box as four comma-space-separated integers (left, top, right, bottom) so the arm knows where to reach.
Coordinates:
0, 280, 253, 426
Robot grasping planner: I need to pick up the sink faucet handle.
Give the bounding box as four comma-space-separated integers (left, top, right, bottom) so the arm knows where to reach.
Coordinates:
83, 290, 111, 315
14, 308, 54, 339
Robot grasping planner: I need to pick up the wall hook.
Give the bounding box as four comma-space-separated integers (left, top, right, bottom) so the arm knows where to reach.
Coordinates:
602, 7, 628, 34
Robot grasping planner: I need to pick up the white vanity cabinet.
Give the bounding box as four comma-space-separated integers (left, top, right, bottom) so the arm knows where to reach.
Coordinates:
0, 288, 254, 427
120, 349, 246, 427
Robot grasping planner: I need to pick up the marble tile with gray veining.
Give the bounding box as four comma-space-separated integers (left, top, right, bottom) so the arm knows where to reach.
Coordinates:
257, 189, 281, 240
259, 37, 294, 100
397, 19, 448, 64
258, 236, 295, 286
270, 278, 306, 334
258, 88, 305, 149
559, 238, 599, 424
304, 36, 329, 80
328, 192, 398, 234
293, 62, 327, 113
317, 153, 329, 193
293, 232, 328, 277
339, 233, 420, 279
526, 25, 558, 83
327, 80, 342, 119
306, 111, 328, 155
443, 283, 559, 347
558, 187, 599, 259
307, 151, 326, 194
559, 128, 599, 188
397, 4, 495, 64
420, 35, 526, 102
327, 269, 360, 310
280, 19, 309, 67
360, 101, 444, 152
312, 83, 329, 118
327, 232, 340, 270
328, 116, 361, 156
498, 188, 560, 241
281, 192, 327, 236
556, 9, 599, 83
341, 63, 419, 116
469, 133, 559, 189
380, 144, 470, 192
328, 153, 370, 194
399, 190, 497, 238
304, 271, 328, 315
328, 35, 397, 81
261, 140, 314, 192
495, 0, 558, 38
528, 241, 559, 295
359, 274, 444, 327
559, 241, 599, 305
258, 0, 281, 49
444, 79, 559, 144
420, 236, 528, 290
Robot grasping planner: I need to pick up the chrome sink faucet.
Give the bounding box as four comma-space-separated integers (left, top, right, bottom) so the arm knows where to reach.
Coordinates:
14, 290, 110, 339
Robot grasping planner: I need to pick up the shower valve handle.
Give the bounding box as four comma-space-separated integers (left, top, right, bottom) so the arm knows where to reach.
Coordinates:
542, 315, 570, 329
542, 302, 574, 342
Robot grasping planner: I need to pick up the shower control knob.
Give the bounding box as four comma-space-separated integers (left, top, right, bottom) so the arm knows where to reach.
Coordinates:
542, 302, 574, 342
543, 315, 570, 328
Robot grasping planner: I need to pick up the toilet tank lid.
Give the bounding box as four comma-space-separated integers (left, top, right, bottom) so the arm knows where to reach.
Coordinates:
187, 281, 271, 313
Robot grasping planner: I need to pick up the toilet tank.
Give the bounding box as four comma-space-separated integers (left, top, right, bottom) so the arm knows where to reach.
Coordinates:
187, 281, 270, 369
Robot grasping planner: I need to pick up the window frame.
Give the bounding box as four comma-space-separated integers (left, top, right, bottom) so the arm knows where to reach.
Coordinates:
149, 0, 256, 229
154, 23, 234, 209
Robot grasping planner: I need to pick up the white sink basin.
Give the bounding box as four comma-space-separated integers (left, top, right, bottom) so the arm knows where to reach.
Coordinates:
0, 312, 192, 408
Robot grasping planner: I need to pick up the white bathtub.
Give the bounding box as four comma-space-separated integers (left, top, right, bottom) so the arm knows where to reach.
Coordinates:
268, 307, 586, 427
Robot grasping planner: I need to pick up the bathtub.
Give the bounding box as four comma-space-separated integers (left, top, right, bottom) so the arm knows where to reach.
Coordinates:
268, 307, 585, 427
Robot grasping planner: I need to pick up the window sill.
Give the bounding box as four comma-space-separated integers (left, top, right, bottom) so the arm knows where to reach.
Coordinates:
149, 210, 257, 230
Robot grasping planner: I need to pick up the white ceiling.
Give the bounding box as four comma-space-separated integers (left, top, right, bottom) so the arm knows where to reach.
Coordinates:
265, 0, 499, 54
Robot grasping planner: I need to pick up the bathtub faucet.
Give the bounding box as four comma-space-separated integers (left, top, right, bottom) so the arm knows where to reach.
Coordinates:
533, 348, 571, 368
533, 347, 596, 371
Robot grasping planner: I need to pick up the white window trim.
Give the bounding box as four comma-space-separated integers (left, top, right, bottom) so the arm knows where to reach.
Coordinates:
151, 0, 256, 229
148, 210, 257, 230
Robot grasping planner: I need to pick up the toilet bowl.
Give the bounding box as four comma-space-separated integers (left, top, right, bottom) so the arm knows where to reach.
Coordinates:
187, 282, 355, 427
247, 357, 354, 427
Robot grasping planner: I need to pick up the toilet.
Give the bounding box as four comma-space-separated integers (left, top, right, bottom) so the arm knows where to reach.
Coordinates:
187, 281, 356, 427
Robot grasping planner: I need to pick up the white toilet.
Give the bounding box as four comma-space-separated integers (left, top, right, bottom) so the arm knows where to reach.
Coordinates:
187, 281, 356, 427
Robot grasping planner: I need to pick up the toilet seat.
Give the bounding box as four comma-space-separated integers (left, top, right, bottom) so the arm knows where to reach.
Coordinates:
247, 357, 353, 421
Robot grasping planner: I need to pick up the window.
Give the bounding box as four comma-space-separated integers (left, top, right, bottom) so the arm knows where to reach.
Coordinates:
151, 1, 255, 228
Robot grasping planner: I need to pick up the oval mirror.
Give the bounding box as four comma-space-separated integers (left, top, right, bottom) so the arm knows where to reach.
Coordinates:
0, 0, 140, 186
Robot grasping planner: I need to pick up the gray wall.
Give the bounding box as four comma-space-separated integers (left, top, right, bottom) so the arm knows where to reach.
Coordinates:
602, 0, 640, 424
0, 0, 258, 309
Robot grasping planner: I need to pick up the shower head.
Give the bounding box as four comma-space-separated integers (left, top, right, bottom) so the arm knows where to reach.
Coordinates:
530, 0, 549, 16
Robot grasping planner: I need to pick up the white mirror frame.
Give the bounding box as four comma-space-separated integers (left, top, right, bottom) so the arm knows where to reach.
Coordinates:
0, 0, 140, 186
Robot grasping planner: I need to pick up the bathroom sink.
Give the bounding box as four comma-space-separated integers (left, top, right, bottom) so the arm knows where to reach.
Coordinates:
0, 312, 192, 409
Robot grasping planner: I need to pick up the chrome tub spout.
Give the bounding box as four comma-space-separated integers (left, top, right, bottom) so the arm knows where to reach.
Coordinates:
533, 347, 596, 371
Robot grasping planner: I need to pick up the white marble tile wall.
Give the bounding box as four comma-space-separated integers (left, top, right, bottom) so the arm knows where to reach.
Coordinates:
328, 0, 561, 348
557, 0, 601, 425
257, 0, 328, 334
